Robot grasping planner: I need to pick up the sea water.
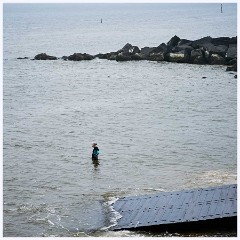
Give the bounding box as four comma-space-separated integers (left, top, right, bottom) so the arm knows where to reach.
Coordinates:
3, 3, 237, 237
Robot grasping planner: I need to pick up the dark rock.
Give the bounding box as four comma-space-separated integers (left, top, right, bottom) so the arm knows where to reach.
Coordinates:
226, 44, 237, 60
199, 43, 228, 57
116, 52, 132, 61
167, 35, 181, 47
95, 53, 108, 59
234, 75, 237, 78
17, 57, 29, 59
165, 52, 186, 63
190, 49, 206, 64
226, 63, 237, 72
131, 53, 144, 60
227, 58, 237, 66
212, 37, 231, 46
120, 43, 140, 54
202, 77, 207, 79
106, 52, 118, 60
209, 53, 226, 65
191, 36, 212, 49
148, 52, 164, 61
152, 43, 171, 54
61, 56, 68, 60
140, 47, 156, 56
172, 44, 194, 53
34, 53, 57, 60
68, 53, 94, 61
229, 36, 237, 44
121, 43, 133, 53
68, 53, 84, 61
177, 39, 192, 46
83, 53, 94, 60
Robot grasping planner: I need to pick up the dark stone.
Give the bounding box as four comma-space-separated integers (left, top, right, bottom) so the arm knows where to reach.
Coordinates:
148, 52, 164, 61
17, 57, 29, 59
106, 52, 118, 60
68, 53, 94, 61
83, 53, 95, 60
95, 53, 109, 59
234, 75, 237, 78
167, 35, 181, 47
61, 56, 68, 60
229, 36, 237, 44
120, 43, 140, 54
190, 49, 207, 64
68, 53, 84, 61
131, 53, 144, 60
116, 52, 132, 61
165, 52, 186, 63
140, 47, 156, 56
227, 58, 237, 66
199, 43, 228, 57
226, 44, 237, 60
152, 43, 171, 54
212, 37, 231, 46
177, 39, 192, 46
226, 63, 237, 72
34, 53, 57, 60
191, 36, 212, 49
172, 44, 194, 53
209, 53, 226, 65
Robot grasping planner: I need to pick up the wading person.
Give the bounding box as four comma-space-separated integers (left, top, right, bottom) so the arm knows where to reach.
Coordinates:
92, 143, 99, 160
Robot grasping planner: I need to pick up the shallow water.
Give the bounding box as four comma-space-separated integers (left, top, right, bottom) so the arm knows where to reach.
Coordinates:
3, 59, 237, 237
3, 3, 237, 237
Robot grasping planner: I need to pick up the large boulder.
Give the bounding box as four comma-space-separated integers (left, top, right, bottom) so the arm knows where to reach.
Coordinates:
108, 53, 117, 60
199, 43, 228, 57
165, 52, 186, 63
190, 49, 206, 64
226, 63, 237, 72
151, 43, 171, 54
140, 47, 156, 57
167, 35, 181, 47
211, 37, 231, 46
95, 53, 108, 59
131, 53, 144, 60
68, 53, 94, 61
172, 44, 194, 53
191, 36, 212, 49
148, 52, 164, 61
229, 36, 237, 44
120, 43, 140, 54
34, 53, 57, 60
116, 52, 132, 61
209, 53, 226, 65
226, 44, 237, 60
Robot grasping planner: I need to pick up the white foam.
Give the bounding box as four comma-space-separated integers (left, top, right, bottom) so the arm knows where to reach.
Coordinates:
100, 196, 122, 231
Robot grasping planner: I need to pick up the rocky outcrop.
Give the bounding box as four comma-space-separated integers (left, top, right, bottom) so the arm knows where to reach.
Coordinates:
34, 53, 57, 60
67, 53, 95, 61
32, 35, 237, 71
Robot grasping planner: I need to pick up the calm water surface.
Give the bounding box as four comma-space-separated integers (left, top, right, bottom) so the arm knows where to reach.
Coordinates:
3, 3, 237, 237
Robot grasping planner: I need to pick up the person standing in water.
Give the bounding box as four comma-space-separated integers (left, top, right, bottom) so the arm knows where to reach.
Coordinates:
92, 143, 99, 160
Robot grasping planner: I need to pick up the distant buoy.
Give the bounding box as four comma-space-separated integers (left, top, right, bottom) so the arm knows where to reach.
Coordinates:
101, 19, 102, 23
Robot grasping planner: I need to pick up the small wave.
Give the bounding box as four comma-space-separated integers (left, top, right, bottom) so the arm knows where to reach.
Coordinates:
100, 196, 122, 231
185, 169, 237, 188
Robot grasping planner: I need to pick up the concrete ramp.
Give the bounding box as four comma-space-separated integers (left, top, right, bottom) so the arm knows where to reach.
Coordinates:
111, 184, 237, 231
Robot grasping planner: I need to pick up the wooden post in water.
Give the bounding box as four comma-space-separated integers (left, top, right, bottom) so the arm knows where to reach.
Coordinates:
221, 4, 223, 13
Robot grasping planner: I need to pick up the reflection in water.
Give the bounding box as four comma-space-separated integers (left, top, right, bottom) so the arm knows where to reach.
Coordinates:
92, 159, 100, 170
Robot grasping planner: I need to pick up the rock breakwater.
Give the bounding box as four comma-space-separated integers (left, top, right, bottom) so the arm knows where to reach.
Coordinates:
30, 35, 237, 72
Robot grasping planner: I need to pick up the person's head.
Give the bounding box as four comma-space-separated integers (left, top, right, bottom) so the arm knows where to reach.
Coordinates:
92, 143, 97, 147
